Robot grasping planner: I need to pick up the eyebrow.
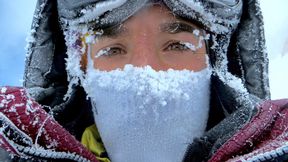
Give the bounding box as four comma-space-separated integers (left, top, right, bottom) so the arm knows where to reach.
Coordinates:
160, 22, 198, 34
98, 21, 199, 39
100, 24, 128, 38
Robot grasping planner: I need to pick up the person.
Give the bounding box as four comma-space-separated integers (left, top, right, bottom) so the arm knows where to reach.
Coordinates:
1, 0, 288, 162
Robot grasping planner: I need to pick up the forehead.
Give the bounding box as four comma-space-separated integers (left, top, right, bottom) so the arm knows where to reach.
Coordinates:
97, 4, 201, 38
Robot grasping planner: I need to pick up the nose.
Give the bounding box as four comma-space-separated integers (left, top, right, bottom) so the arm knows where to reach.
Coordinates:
130, 37, 167, 71
129, 45, 164, 71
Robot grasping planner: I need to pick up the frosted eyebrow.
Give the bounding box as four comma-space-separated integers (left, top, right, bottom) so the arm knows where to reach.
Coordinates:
101, 24, 128, 38
160, 22, 198, 34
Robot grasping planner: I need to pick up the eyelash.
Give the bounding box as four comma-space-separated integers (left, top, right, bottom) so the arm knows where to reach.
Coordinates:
164, 41, 190, 52
96, 41, 192, 58
96, 46, 126, 58
106, 47, 126, 56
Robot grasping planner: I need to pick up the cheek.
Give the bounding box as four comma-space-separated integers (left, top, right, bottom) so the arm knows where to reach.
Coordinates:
160, 53, 208, 71
159, 39, 208, 71
93, 58, 128, 71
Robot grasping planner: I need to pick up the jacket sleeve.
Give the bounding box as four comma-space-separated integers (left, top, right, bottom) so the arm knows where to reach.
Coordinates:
0, 86, 98, 162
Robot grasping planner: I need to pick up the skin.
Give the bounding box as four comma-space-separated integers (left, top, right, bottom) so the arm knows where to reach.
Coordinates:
85, 4, 208, 71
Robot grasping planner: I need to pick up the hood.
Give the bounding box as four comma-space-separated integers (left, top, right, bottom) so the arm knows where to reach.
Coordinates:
23, 0, 270, 160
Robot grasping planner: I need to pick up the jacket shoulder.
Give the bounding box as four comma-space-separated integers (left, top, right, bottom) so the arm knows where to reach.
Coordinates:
209, 99, 288, 162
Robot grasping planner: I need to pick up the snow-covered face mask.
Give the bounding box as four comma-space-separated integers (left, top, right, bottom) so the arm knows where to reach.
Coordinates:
82, 54, 212, 162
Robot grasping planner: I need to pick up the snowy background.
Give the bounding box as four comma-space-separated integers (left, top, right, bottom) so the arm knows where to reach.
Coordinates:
0, 0, 287, 99
261, 0, 288, 99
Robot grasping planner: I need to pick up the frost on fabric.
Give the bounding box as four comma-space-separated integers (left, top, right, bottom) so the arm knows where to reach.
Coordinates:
25, 87, 52, 102
63, 14, 105, 99
69, 0, 127, 26
208, 32, 253, 108
64, 0, 242, 34
82, 63, 212, 162
214, 64, 252, 108
0, 93, 15, 109
230, 136, 288, 161
25, 1, 46, 59
255, 0, 270, 100
63, 30, 86, 100
0, 113, 33, 147
1, 87, 7, 94
168, 0, 243, 34
83, 64, 212, 105
0, 88, 92, 162
24, 0, 48, 99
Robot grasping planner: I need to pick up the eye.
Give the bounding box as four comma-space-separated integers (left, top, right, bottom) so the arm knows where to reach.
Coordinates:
106, 47, 126, 56
164, 41, 190, 52
95, 46, 126, 58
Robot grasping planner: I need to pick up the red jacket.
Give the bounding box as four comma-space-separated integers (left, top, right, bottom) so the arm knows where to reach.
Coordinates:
1, 86, 288, 162
0, 87, 98, 162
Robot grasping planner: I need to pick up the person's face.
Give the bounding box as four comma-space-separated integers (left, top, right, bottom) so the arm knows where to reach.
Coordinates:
87, 4, 208, 71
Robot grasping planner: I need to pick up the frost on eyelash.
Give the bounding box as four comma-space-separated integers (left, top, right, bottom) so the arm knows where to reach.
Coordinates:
95, 48, 111, 58
193, 29, 200, 36
181, 31, 210, 52
85, 30, 104, 44
180, 42, 197, 51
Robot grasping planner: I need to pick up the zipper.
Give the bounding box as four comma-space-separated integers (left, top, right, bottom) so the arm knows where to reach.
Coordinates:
244, 144, 288, 162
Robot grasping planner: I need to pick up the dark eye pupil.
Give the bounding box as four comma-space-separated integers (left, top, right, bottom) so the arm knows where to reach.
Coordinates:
108, 48, 123, 56
170, 43, 188, 51
175, 44, 183, 49
111, 49, 118, 54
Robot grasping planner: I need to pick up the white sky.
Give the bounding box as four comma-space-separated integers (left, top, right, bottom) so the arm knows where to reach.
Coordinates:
0, 0, 37, 86
261, 0, 288, 99
0, 0, 287, 99
260, 0, 288, 59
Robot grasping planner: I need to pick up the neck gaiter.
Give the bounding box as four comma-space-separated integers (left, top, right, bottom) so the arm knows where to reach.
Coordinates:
82, 60, 211, 162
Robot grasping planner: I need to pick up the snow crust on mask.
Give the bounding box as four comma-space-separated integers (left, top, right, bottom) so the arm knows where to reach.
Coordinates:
82, 61, 211, 162
84, 64, 212, 107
